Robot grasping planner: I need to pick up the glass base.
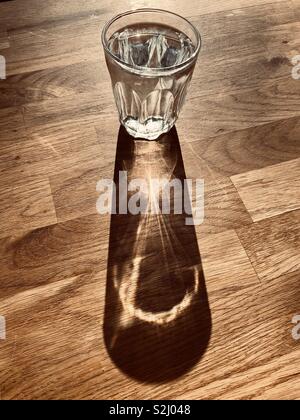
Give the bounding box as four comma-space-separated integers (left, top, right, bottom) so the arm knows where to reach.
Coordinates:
122, 116, 174, 140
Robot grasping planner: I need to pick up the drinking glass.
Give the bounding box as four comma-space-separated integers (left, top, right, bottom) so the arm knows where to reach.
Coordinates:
101, 8, 201, 140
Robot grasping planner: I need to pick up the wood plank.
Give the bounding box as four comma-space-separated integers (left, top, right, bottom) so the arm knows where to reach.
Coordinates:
179, 77, 300, 142
0, 120, 107, 185
0, 131, 33, 174
0, 61, 104, 108
264, 21, 300, 58
134, 0, 290, 19
292, 0, 300, 18
0, 0, 287, 28
0, 28, 9, 50
189, 2, 299, 98
22, 90, 113, 128
200, 229, 259, 293
0, 143, 108, 189
5, 15, 105, 76
231, 158, 300, 221
27, 121, 101, 155
50, 159, 114, 223
195, 176, 252, 234
0, 270, 108, 400
0, 176, 57, 239
180, 116, 300, 178
237, 210, 300, 282
179, 348, 300, 400
0, 106, 25, 141
0, 213, 109, 301
194, 1, 296, 36
177, 266, 300, 400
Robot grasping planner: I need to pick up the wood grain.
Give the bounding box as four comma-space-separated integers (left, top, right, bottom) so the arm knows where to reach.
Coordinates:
232, 158, 300, 221
0, 123, 103, 186
237, 210, 300, 282
180, 77, 300, 142
181, 116, 300, 178
292, 0, 300, 18
0, 213, 109, 301
0, 106, 24, 140
197, 177, 252, 234
0, 0, 288, 28
0, 176, 57, 239
5, 17, 104, 76
200, 229, 259, 293
0, 62, 105, 108
0, 0, 300, 401
0, 29, 9, 50
189, 2, 299, 98
50, 160, 112, 223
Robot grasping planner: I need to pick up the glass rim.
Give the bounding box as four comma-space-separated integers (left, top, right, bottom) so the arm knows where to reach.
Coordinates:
101, 8, 202, 75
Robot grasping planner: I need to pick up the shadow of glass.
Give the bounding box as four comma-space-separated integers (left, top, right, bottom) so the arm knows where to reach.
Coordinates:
104, 126, 211, 383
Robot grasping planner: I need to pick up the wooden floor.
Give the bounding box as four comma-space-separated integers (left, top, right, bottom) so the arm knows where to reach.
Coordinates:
0, 0, 300, 400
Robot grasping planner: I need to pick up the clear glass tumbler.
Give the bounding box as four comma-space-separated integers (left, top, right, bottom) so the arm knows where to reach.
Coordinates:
101, 8, 201, 140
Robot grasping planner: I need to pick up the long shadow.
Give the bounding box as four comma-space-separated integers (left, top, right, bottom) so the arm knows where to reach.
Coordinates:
103, 126, 211, 383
